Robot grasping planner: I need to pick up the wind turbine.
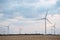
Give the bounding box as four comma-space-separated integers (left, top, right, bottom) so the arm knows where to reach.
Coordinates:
54, 23, 56, 35
51, 26, 53, 34
19, 26, 22, 34
53, 23, 56, 35
0, 24, 11, 34
0, 27, 6, 34
51, 23, 56, 35
36, 10, 52, 34
6, 24, 10, 34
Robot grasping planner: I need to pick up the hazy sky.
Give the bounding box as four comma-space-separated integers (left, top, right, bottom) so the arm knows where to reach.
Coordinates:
0, 0, 60, 34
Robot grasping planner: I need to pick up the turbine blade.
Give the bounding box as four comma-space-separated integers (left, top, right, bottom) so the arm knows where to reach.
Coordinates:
45, 10, 48, 18
35, 18, 45, 20
46, 19, 52, 24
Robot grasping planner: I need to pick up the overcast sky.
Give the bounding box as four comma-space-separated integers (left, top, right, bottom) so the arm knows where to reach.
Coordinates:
0, 0, 60, 34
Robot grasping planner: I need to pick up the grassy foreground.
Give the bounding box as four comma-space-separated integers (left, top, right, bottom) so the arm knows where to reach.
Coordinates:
0, 34, 60, 40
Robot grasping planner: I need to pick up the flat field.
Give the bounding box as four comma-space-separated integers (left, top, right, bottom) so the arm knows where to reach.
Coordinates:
0, 34, 60, 40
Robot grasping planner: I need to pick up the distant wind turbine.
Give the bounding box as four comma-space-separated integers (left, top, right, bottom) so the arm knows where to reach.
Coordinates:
51, 26, 53, 34
53, 23, 56, 34
54, 23, 56, 35
0, 24, 11, 34
6, 24, 11, 34
36, 10, 52, 34
19, 27, 22, 34
51, 23, 56, 35
0, 27, 6, 34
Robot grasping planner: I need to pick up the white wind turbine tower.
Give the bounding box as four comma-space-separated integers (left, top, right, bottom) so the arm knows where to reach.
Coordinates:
36, 10, 52, 34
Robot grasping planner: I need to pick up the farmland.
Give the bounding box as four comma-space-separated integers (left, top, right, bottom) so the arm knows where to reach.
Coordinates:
0, 34, 60, 40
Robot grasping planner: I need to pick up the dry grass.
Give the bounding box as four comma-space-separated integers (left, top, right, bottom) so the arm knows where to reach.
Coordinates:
0, 34, 60, 40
